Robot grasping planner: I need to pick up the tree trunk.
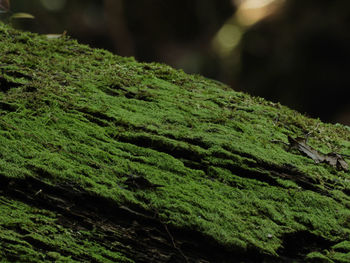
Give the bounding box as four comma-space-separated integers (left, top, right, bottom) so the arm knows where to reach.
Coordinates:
0, 23, 349, 263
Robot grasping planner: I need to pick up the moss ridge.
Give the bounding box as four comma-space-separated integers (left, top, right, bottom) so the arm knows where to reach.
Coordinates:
0, 22, 349, 262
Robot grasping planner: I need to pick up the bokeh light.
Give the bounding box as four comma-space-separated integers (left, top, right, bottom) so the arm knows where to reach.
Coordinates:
235, 0, 284, 26
212, 23, 242, 57
40, 0, 66, 12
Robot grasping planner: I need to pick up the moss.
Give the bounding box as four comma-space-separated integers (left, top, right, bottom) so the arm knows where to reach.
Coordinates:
306, 251, 334, 263
0, 22, 349, 261
0, 197, 133, 262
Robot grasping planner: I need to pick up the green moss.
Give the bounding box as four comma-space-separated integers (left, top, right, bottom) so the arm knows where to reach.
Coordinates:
332, 241, 350, 252
0, 197, 133, 262
0, 22, 349, 261
306, 251, 334, 263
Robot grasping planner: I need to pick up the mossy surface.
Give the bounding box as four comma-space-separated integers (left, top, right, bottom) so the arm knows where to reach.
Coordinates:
0, 196, 133, 263
0, 22, 349, 262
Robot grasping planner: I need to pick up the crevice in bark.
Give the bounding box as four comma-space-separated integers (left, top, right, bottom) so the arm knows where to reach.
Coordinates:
113, 132, 335, 197
277, 231, 334, 261
0, 101, 19, 112
116, 133, 205, 164
0, 76, 22, 92
0, 173, 290, 263
101, 84, 155, 102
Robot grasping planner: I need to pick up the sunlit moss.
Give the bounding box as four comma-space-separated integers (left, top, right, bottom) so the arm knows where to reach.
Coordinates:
0, 22, 349, 262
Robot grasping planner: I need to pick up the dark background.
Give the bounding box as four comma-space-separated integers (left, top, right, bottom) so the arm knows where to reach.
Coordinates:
3, 0, 350, 125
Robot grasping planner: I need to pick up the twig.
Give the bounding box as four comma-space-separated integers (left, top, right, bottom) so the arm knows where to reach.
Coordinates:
162, 222, 189, 263
305, 123, 320, 142
150, 206, 189, 263
339, 153, 350, 158
270, 139, 289, 146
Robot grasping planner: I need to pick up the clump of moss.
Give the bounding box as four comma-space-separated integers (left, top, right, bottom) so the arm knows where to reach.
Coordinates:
0, 196, 133, 263
0, 22, 349, 262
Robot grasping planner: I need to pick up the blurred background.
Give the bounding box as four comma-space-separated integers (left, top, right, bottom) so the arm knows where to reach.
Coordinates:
3, 0, 350, 125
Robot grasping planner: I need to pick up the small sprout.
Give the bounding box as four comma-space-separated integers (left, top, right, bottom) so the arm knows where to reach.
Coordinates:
34, 189, 42, 196
0, 1, 35, 21
46, 30, 67, 40
11, 12, 35, 19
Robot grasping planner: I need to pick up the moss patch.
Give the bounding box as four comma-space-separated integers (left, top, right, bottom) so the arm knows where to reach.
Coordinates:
0, 22, 349, 262
0, 196, 132, 263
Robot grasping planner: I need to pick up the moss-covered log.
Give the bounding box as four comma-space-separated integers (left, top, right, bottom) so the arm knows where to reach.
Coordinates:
0, 23, 349, 263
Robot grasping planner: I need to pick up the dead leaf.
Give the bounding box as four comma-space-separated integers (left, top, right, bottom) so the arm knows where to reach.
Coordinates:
324, 153, 349, 172
0, 0, 10, 13
288, 136, 325, 163
287, 136, 349, 171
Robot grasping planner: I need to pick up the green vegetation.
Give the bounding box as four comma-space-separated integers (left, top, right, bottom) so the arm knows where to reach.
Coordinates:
0, 196, 132, 263
0, 22, 349, 262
